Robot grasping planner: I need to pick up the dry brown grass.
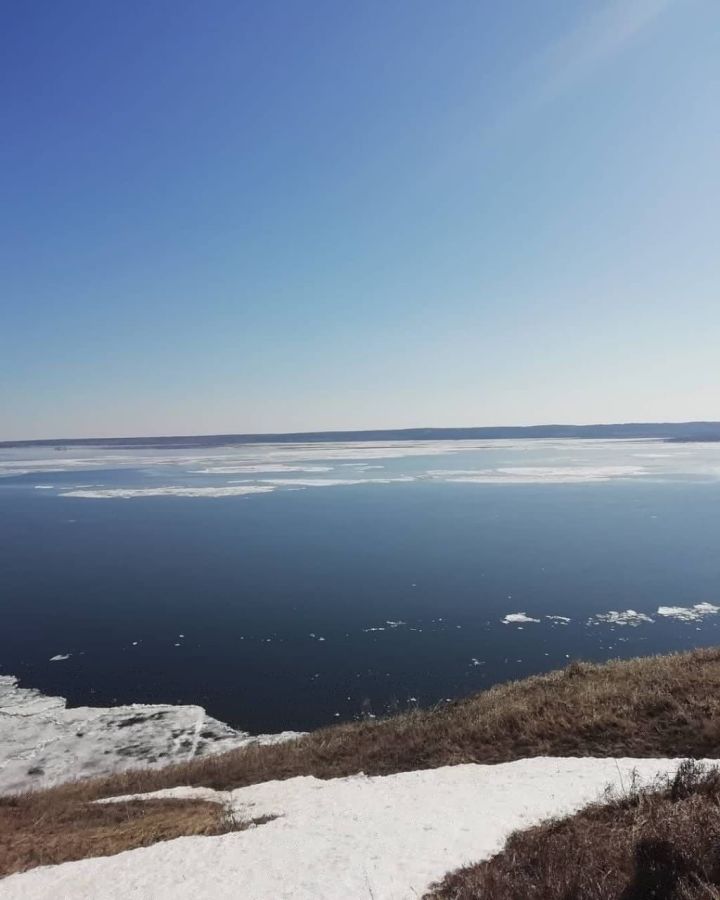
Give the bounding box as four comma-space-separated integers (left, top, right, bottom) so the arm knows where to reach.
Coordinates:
0, 794, 245, 878
7, 648, 720, 879
41, 647, 720, 804
426, 760, 720, 899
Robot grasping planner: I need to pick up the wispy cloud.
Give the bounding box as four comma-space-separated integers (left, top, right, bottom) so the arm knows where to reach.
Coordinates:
433, 0, 678, 179
536, 0, 678, 103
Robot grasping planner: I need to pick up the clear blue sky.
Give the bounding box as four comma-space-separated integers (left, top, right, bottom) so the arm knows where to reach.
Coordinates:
2, 0, 718, 440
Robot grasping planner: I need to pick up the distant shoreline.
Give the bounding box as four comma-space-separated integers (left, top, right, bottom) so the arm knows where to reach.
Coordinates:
2, 421, 720, 450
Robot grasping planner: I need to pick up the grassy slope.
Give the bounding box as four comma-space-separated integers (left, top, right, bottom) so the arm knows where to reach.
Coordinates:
3, 647, 720, 878
49, 647, 720, 802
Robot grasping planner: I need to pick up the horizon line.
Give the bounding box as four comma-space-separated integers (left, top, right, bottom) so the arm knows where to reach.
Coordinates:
2, 419, 720, 448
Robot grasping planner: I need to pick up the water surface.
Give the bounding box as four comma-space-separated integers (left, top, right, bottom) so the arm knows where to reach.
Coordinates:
1, 438, 719, 732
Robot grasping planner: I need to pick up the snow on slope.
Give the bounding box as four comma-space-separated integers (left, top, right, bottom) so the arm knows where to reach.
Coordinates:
0, 676, 299, 794
0, 757, 708, 900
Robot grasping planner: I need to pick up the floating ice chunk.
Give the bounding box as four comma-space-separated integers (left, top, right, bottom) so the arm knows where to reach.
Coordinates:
49, 654, 70, 662
546, 615, 571, 624
502, 612, 541, 624
589, 609, 654, 626
656, 602, 720, 622
385, 620, 406, 628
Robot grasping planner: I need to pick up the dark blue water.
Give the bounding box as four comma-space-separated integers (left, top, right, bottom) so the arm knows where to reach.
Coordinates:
2, 478, 719, 732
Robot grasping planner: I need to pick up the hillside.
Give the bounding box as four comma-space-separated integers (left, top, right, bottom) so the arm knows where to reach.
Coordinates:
3, 420, 720, 449
2, 648, 720, 894
39, 646, 720, 803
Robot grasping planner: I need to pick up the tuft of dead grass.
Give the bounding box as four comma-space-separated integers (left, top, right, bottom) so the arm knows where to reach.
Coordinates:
425, 760, 720, 899
39, 647, 720, 804
0, 795, 247, 878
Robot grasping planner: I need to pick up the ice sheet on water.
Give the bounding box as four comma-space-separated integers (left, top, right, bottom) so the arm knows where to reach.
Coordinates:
191, 464, 334, 474
59, 485, 276, 499
255, 477, 415, 487
0, 676, 300, 795
429, 465, 646, 484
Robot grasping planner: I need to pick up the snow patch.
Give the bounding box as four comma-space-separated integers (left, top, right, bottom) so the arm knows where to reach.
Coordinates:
0, 757, 713, 900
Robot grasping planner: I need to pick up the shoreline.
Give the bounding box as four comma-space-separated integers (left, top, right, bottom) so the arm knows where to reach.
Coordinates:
0, 675, 299, 795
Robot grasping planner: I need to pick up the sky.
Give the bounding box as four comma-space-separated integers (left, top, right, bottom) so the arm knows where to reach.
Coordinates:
1, 0, 719, 440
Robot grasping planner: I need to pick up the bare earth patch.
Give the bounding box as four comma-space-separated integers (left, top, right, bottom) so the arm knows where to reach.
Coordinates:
426, 760, 720, 899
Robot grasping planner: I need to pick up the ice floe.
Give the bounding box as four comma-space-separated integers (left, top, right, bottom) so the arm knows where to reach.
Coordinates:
502, 612, 541, 624
49, 654, 70, 662
656, 602, 720, 622
0, 676, 300, 795
546, 615, 571, 623
0, 757, 713, 900
588, 609, 654, 626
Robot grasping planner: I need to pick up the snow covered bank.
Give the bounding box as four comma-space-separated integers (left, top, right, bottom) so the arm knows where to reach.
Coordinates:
0, 676, 299, 794
0, 757, 710, 899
